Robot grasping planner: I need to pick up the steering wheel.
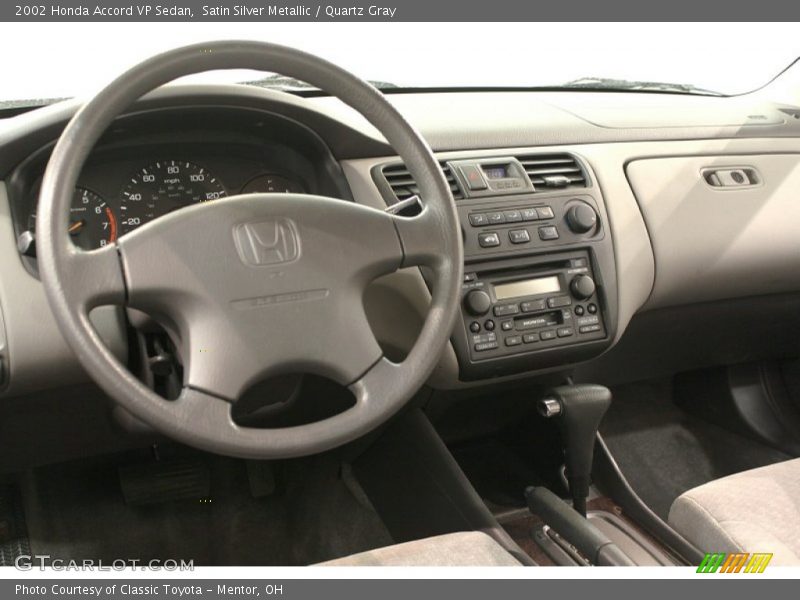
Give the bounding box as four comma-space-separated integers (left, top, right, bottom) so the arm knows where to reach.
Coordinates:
36, 41, 463, 459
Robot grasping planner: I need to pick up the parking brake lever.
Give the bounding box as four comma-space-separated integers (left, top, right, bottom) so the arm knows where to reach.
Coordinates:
526, 486, 635, 566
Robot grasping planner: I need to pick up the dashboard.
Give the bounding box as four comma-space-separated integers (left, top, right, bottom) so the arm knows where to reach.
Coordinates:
1, 84, 800, 400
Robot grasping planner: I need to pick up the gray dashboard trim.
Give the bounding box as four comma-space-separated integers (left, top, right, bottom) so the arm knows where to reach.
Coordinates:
627, 152, 800, 309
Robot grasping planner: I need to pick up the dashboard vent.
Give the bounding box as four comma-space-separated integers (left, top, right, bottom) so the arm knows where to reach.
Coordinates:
381, 162, 464, 202
516, 154, 588, 189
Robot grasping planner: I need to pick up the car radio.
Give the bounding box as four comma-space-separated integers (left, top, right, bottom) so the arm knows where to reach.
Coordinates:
459, 249, 606, 361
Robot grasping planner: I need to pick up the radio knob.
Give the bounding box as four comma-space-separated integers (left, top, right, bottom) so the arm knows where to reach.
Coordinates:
566, 202, 598, 234
570, 275, 596, 300
464, 290, 492, 316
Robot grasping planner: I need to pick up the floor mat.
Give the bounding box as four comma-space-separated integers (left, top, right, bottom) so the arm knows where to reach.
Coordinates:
0, 485, 30, 566
18, 448, 392, 566
601, 380, 790, 520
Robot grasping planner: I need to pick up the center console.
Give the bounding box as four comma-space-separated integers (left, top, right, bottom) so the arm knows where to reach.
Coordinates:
378, 153, 618, 381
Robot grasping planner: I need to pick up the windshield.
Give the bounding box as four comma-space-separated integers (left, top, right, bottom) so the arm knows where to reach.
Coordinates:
1, 22, 798, 103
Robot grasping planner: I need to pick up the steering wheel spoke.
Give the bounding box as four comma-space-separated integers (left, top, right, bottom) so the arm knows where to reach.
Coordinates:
392, 203, 458, 272
51, 243, 127, 311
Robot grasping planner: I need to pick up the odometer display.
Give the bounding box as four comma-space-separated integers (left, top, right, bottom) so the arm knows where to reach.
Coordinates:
120, 160, 226, 234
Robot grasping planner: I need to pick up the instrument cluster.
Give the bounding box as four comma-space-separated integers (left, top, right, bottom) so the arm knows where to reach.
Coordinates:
24, 157, 307, 251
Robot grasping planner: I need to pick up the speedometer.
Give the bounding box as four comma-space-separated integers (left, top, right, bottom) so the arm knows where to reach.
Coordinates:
119, 160, 227, 234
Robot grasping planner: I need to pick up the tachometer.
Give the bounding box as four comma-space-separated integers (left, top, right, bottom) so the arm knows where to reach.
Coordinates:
120, 160, 227, 234
28, 187, 117, 250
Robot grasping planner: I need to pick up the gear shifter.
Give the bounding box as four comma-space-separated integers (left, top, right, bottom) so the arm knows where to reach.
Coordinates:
536, 384, 612, 517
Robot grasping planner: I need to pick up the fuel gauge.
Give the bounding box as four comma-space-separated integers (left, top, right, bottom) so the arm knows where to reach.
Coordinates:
241, 174, 305, 195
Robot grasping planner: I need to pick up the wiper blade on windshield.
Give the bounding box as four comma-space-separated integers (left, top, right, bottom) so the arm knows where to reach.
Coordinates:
242, 74, 398, 93
562, 77, 724, 96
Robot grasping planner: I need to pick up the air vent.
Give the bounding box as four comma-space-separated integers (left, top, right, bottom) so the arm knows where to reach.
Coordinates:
381, 162, 464, 202
516, 154, 588, 189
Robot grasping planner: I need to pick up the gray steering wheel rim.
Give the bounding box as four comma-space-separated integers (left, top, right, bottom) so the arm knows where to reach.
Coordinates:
37, 40, 463, 459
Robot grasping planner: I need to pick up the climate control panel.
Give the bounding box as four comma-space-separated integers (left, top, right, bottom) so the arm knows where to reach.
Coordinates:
458, 195, 604, 260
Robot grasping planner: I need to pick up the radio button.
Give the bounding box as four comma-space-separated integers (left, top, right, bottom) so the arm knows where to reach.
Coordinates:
570, 258, 589, 268
500, 320, 514, 331
494, 304, 520, 317
521, 208, 539, 221
574, 305, 585, 316
469, 213, 488, 227
469, 321, 481, 333
576, 315, 600, 327
566, 202, 598, 233
474, 341, 498, 352
557, 327, 574, 338
504, 210, 522, 222
487, 212, 506, 225
484, 319, 496, 331
587, 303, 598, 314
465, 290, 492, 315
521, 299, 547, 313
537, 206, 555, 220
538, 226, 559, 240
579, 324, 602, 334
540, 330, 557, 340
547, 296, 572, 308
505, 336, 523, 347
508, 229, 531, 244
472, 332, 496, 343
523, 333, 539, 344
570, 275, 596, 300
478, 232, 501, 248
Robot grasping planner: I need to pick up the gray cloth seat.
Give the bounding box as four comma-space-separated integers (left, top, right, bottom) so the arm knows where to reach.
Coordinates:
319, 531, 522, 566
668, 458, 800, 565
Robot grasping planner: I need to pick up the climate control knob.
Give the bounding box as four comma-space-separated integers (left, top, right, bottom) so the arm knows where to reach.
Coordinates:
570, 275, 596, 300
566, 202, 598, 234
464, 290, 492, 316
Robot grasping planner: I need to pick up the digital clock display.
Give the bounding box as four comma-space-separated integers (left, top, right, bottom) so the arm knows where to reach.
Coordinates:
483, 165, 510, 179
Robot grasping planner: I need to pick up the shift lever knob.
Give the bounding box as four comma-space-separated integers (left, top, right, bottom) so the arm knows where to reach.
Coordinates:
537, 384, 612, 516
